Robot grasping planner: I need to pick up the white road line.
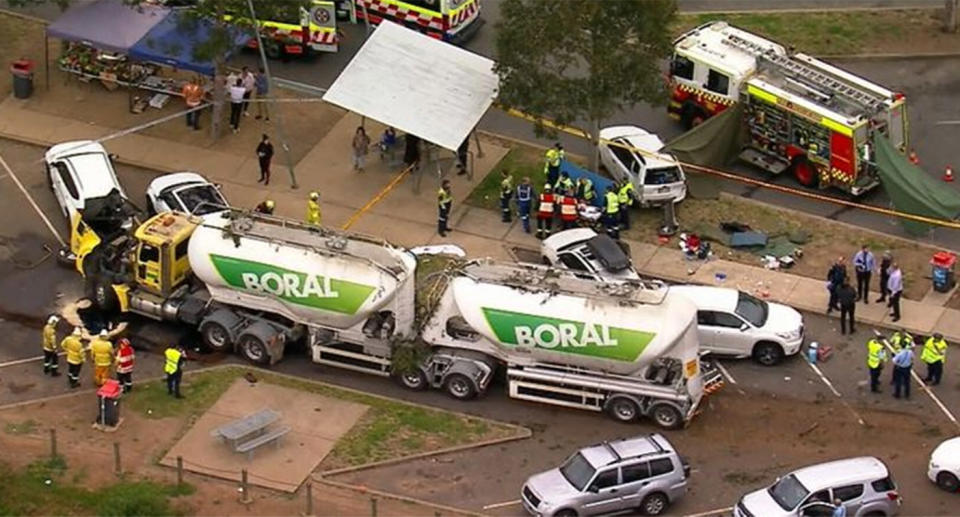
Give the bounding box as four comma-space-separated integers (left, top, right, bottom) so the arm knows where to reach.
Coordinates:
685, 507, 734, 517
714, 361, 737, 385
805, 360, 867, 426
0, 355, 44, 368
0, 152, 66, 247
481, 500, 521, 510
935, 120, 960, 125
875, 332, 960, 430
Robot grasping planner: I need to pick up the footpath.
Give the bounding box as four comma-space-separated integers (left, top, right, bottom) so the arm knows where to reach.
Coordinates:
2, 95, 960, 344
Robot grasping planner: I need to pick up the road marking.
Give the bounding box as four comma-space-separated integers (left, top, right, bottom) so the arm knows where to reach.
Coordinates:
805, 360, 866, 426
0, 151, 66, 247
0, 355, 44, 368
685, 507, 734, 517
714, 361, 737, 385
935, 120, 960, 125
875, 332, 960, 430
481, 500, 521, 510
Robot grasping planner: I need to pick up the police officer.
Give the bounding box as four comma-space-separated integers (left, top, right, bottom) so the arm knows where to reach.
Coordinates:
921, 332, 948, 386
63, 327, 85, 389
891, 340, 914, 399
617, 179, 636, 230
437, 179, 452, 237
604, 185, 620, 240
307, 191, 322, 225
576, 177, 595, 204
866, 336, 887, 393
42, 315, 60, 376
544, 144, 562, 187
889, 329, 914, 384
164, 344, 186, 398
536, 184, 555, 239
499, 170, 514, 223
254, 199, 275, 215
516, 177, 534, 234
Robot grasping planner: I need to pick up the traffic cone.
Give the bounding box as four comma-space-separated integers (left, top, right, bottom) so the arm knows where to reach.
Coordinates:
908, 149, 920, 165
944, 165, 955, 182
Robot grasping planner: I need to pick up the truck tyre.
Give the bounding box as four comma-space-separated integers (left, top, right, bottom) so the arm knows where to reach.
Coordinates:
640, 493, 669, 516
753, 342, 785, 366
681, 104, 706, 130
264, 40, 281, 60
650, 403, 683, 430
237, 333, 270, 365
396, 368, 428, 391
606, 397, 639, 423
89, 278, 118, 313
937, 471, 959, 492
443, 373, 477, 400
200, 321, 233, 353
790, 156, 819, 188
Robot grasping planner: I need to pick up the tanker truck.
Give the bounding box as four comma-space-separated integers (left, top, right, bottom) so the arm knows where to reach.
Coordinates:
68, 209, 718, 428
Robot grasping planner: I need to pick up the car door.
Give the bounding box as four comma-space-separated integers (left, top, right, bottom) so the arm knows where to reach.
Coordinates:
700, 310, 751, 355
617, 461, 652, 510
606, 139, 636, 183
52, 161, 82, 217
831, 483, 864, 515
136, 242, 162, 293
581, 468, 623, 515
797, 489, 832, 516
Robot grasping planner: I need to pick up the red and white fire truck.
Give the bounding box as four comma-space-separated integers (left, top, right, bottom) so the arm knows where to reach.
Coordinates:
668, 22, 908, 196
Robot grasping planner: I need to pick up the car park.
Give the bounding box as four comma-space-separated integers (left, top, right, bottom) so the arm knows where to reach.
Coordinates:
145, 172, 228, 216
521, 434, 689, 516
45, 140, 126, 219
928, 436, 960, 493
540, 228, 640, 282
734, 457, 901, 517
671, 285, 804, 366
598, 125, 687, 207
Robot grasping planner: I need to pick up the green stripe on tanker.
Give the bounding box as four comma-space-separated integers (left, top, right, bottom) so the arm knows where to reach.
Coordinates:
209, 254, 376, 315
481, 307, 655, 362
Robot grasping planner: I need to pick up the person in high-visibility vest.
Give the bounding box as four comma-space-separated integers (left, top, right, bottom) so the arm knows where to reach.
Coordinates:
604, 186, 620, 240
437, 180, 452, 237
576, 177, 595, 204
888, 330, 914, 384
42, 315, 60, 377
62, 327, 86, 389
866, 337, 887, 393
617, 179, 636, 231
164, 345, 186, 399
115, 338, 135, 393
921, 332, 948, 386
516, 177, 534, 234
536, 184, 555, 239
543, 144, 562, 187
307, 191, 322, 225
89, 330, 114, 388
499, 170, 514, 223
554, 172, 574, 197
255, 199, 275, 215
559, 189, 578, 230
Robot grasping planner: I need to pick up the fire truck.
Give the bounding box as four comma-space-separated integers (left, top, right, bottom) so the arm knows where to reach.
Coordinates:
668, 22, 908, 196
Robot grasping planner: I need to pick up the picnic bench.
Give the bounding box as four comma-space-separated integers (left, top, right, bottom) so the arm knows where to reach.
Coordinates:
210, 409, 290, 460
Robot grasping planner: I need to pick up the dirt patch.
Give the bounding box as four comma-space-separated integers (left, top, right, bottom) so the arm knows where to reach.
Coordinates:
0, 12, 49, 99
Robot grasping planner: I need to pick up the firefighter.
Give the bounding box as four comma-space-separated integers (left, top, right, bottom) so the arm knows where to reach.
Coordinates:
576, 177, 596, 204
499, 170, 514, 223
254, 199, 275, 215
554, 172, 574, 197
115, 338, 135, 393
516, 177, 534, 234
536, 184, 555, 239
42, 315, 60, 376
921, 332, 948, 386
604, 185, 620, 240
866, 336, 887, 393
63, 327, 85, 389
90, 330, 114, 388
543, 144, 562, 187
164, 345, 186, 399
307, 191, 322, 225
437, 179, 452, 237
559, 187, 578, 230
617, 179, 636, 231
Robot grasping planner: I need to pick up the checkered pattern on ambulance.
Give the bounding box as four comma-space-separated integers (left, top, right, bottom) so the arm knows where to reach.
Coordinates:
357, 0, 444, 32
447, 0, 480, 30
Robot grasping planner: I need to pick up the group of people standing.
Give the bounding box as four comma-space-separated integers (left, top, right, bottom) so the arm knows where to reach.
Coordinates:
865, 329, 948, 399
828, 245, 904, 334
180, 67, 269, 134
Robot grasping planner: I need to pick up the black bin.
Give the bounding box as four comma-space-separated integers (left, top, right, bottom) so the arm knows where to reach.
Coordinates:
96, 379, 122, 427
11, 59, 34, 99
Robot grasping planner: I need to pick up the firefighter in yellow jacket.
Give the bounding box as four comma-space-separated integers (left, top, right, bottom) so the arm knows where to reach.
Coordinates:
42, 315, 60, 377
307, 191, 322, 226
89, 330, 114, 388
63, 328, 86, 389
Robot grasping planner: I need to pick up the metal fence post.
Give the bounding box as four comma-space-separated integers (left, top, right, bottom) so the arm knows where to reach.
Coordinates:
239, 468, 253, 504
370, 496, 378, 517
302, 481, 315, 517
113, 442, 121, 476
49, 428, 57, 459
176, 456, 183, 486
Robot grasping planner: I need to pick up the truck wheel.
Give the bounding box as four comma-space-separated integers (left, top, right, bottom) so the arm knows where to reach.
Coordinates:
753, 342, 785, 366
90, 278, 118, 313
444, 373, 477, 400
264, 40, 281, 60
396, 369, 428, 391
238, 334, 270, 365
200, 321, 233, 353
606, 397, 639, 423
790, 157, 819, 188
650, 403, 683, 430
681, 105, 706, 130
640, 493, 669, 515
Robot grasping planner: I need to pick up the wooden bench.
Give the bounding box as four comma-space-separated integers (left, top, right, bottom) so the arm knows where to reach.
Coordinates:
235, 426, 291, 460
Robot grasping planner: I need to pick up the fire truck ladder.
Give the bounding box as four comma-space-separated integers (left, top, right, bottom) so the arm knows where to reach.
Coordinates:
721, 33, 888, 111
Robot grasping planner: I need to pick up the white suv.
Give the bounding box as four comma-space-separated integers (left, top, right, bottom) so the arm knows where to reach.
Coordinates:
929, 436, 960, 493
671, 285, 803, 366
45, 140, 126, 219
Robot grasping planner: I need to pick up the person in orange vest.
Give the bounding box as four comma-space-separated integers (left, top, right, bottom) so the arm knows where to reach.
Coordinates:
115, 338, 135, 393
536, 184, 555, 239
559, 187, 578, 230
908, 148, 919, 165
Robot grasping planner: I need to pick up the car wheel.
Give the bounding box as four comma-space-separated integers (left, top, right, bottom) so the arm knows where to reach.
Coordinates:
650, 403, 683, 430
937, 471, 960, 492
396, 368, 428, 391
606, 397, 639, 423
640, 492, 669, 516
555, 510, 577, 517
753, 342, 785, 366
443, 373, 477, 400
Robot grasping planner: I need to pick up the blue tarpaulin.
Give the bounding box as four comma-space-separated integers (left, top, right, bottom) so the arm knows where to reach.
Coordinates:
47, 0, 168, 54
558, 160, 615, 207
129, 10, 247, 76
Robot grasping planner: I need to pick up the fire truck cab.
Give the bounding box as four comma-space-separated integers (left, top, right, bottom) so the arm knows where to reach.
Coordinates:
668, 22, 908, 196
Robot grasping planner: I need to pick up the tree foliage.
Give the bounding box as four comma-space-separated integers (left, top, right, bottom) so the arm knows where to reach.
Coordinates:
494, 0, 677, 154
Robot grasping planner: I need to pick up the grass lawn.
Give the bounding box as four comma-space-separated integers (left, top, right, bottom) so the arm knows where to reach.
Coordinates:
125, 366, 520, 470
0, 457, 194, 517
0, 12, 48, 99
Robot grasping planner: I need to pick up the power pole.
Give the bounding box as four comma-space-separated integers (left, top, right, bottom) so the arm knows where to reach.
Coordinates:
947, 0, 958, 33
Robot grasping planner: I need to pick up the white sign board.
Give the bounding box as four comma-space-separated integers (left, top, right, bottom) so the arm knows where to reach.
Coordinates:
322, 21, 498, 151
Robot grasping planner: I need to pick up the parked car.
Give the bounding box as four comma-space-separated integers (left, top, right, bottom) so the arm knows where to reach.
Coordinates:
598, 125, 687, 207
540, 228, 641, 282
671, 285, 804, 366
734, 457, 901, 517
521, 434, 689, 516
45, 140, 126, 219
146, 172, 228, 216
929, 436, 960, 493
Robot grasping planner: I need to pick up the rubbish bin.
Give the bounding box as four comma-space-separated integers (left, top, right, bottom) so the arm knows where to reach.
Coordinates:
931, 251, 957, 293
10, 59, 34, 99
96, 379, 122, 427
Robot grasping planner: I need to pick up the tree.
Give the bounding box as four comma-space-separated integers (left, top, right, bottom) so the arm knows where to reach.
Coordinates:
493, 0, 677, 170
947, 0, 958, 33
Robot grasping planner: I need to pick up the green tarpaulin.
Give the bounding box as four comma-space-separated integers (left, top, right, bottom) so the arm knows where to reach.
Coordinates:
662, 104, 748, 199
873, 134, 960, 235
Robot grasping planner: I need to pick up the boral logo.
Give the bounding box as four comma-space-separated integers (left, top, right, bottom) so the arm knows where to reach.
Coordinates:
209, 254, 376, 315
482, 308, 655, 362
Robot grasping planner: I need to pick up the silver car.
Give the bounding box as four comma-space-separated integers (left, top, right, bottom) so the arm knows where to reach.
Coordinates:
521, 434, 688, 516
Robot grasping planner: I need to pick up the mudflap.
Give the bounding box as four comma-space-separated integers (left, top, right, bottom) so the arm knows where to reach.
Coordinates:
700, 359, 725, 396
267, 334, 286, 366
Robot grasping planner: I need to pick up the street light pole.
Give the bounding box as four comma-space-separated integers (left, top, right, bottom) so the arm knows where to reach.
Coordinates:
246, 0, 299, 189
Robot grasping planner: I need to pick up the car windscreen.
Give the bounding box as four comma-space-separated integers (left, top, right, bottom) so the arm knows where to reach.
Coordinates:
736, 291, 768, 327
768, 474, 809, 510
176, 185, 227, 215
645, 166, 682, 185
559, 452, 596, 492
